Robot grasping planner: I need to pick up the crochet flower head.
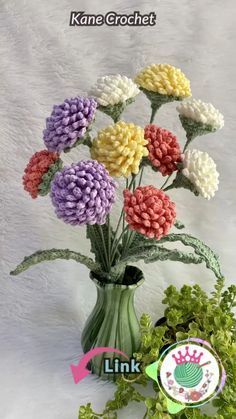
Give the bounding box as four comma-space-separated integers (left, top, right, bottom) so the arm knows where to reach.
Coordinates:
50, 160, 117, 225
90, 74, 139, 106
90, 75, 139, 122
135, 64, 191, 122
144, 124, 182, 176
179, 149, 219, 199
177, 99, 224, 147
43, 97, 97, 152
123, 186, 176, 239
91, 121, 149, 177
23, 150, 62, 199
135, 64, 191, 97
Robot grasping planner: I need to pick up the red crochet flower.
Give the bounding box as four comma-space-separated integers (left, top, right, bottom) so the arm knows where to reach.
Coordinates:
123, 186, 176, 239
23, 150, 59, 198
144, 124, 182, 176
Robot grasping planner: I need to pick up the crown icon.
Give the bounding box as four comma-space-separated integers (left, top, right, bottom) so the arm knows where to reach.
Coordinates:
172, 346, 204, 365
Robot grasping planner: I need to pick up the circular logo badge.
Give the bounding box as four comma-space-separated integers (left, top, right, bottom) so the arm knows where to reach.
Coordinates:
156, 339, 226, 408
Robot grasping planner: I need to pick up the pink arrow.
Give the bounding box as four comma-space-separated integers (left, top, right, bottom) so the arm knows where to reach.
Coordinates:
70, 347, 129, 383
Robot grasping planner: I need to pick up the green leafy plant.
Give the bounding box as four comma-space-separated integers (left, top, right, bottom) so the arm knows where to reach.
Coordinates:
79, 279, 236, 418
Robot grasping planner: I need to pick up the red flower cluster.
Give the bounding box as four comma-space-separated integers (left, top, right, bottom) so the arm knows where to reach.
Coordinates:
144, 124, 182, 176
123, 185, 176, 239
23, 150, 59, 198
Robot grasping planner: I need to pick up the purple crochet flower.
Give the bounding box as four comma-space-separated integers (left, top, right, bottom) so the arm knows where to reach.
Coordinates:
50, 160, 117, 225
43, 97, 97, 152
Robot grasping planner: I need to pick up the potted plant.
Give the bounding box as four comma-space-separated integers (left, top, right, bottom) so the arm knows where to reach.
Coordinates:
11, 64, 225, 379
79, 278, 236, 418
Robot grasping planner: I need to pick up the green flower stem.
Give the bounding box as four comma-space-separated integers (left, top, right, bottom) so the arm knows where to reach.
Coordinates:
121, 178, 129, 248
107, 214, 111, 269
129, 173, 137, 191
142, 89, 179, 124
122, 166, 145, 257
138, 166, 144, 186
113, 210, 124, 243
117, 227, 129, 249
180, 115, 216, 153
160, 174, 172, 190
183, 133, 196, 152
90, 226, 108, 271
121, 230, 135, 258
97, 225, 110, 271
110, 226, 129, 265
110, 200, 127, 265
163, 182, 176, 192
122, 178, 132, 248
150, 103, 161, 123
163, 172, 187, 193
122, 174, 139, 250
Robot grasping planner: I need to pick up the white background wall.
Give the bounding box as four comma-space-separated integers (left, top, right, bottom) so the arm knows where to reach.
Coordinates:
1, 0, 236, 418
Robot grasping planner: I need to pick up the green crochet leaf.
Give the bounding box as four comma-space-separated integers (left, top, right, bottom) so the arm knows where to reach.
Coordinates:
98, 98, 134, 123
86, 225, 103, 263
145, 247, 203, 264
112, 232, 222, 279
158, 233, 223, 279
112, 245, 203, 276
38, 159, 63, 196
10, 249, 100, 276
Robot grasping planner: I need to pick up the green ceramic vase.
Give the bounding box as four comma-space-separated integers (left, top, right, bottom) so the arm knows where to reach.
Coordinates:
81, 266, 144, 380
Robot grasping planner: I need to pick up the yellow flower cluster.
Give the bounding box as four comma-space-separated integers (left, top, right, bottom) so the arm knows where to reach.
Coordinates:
135, 64, 191, 98
91, 121, 148, 177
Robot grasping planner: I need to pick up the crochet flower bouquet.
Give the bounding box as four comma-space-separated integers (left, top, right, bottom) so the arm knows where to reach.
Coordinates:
11, 64, 224, 379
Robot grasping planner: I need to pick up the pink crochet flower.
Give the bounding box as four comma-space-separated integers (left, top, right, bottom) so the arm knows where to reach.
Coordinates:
144, 124, 182, 176
123, 186, 176, 239
23, 150, 60, 198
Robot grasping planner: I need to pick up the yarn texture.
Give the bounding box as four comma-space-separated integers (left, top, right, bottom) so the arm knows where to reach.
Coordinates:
123, 186, 176, 239
50, 160, 117, 225
177, 98, 224, 130
43, 97, 97, 152
135, 64, 191, 98
144, 124, 182, 176
182, 149, 219, 199
23, 150, 60, 199
90, 74, 139, 106
91, 121, 148, 177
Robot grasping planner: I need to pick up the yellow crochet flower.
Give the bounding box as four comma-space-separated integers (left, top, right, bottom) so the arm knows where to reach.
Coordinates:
135, 64, 191, 98
91, 121, 148, 177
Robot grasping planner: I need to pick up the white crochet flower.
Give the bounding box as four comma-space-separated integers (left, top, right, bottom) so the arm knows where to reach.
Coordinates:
182, 149, 219, 199
177, 99, 224, 130
90, 74, 140, 107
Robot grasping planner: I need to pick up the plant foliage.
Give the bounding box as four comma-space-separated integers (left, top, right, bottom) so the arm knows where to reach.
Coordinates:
79, 279, 236, 419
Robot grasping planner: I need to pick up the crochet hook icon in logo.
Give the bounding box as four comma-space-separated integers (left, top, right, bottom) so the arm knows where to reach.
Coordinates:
145, 338, 226, 415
